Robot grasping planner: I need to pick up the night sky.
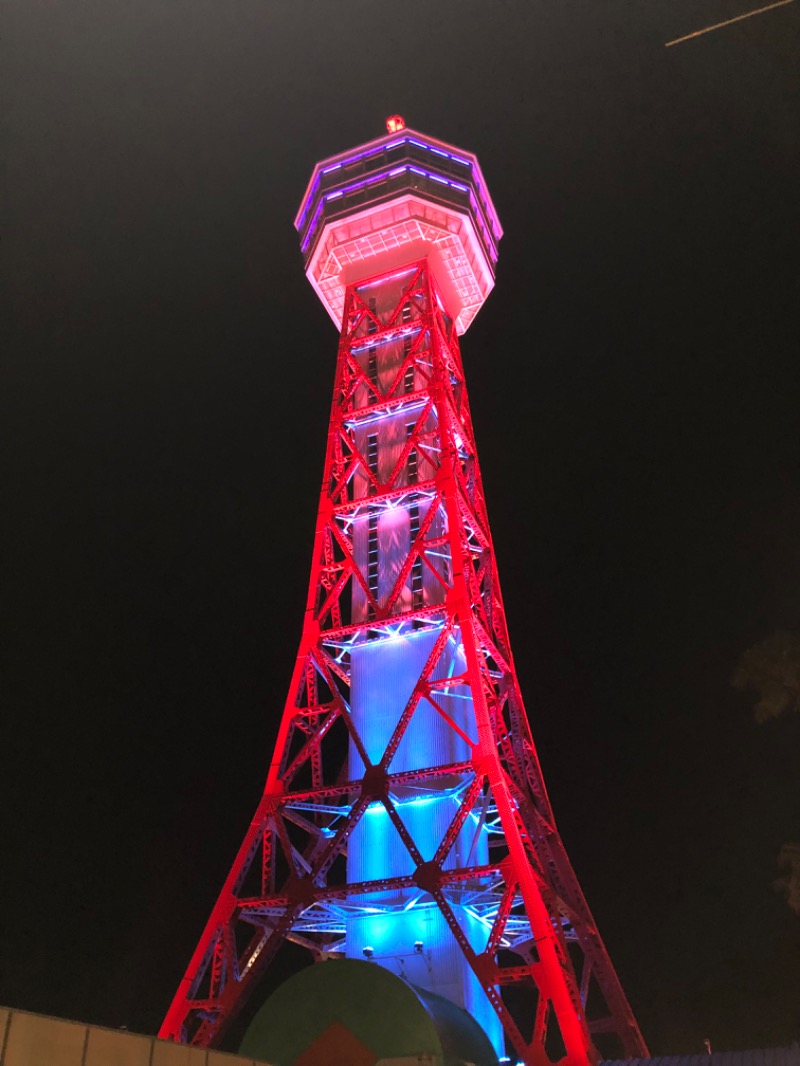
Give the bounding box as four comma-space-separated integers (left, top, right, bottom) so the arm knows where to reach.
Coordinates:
3, 0, 799, 1055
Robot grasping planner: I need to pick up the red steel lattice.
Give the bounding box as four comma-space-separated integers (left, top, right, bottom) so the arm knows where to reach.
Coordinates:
159, 260, 647, 1066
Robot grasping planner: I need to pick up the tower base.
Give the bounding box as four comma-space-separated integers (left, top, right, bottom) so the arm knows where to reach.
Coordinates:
239, 958, 500, 1066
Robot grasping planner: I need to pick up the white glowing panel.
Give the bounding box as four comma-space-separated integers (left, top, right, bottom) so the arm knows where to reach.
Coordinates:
306, 195, 496, 334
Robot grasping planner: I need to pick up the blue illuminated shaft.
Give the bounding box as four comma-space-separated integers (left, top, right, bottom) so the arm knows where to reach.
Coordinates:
341, 264, 503, 1055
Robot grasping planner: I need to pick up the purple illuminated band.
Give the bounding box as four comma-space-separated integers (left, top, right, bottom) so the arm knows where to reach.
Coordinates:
296, 130, 502, 245
299, 164, 489, 258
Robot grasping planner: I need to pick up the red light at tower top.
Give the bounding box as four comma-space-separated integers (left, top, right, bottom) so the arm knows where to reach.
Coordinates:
386, 114, 406, 133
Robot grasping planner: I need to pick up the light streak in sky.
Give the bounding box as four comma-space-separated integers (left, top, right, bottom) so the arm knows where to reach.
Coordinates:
665, 0, 796, 45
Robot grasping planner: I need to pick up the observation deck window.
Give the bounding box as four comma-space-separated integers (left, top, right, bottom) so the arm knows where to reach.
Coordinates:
367, 511, 378, 615
367, 433, 378, 494
367, 347, 378, 402
409, 501, 423, 609
406, 423, 418, 485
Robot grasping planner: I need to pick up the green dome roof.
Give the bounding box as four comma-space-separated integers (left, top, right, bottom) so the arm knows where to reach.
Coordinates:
239, 958, 499, 1066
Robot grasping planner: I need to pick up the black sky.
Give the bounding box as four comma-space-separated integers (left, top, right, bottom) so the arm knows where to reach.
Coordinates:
3, 0, 800, 1055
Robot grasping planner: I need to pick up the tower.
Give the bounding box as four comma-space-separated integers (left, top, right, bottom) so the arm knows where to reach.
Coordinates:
160, 121, 647, 1066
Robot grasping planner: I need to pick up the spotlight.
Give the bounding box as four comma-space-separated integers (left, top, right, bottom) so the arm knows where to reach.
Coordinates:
362, 946, 374, 959
413, 940, 424, 954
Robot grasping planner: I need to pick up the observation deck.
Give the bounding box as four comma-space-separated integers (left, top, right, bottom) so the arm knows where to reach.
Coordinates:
295, 124, 502, 334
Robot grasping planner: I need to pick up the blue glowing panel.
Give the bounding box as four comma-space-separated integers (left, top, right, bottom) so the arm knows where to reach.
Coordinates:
345, 906, 503, 1057
345, 627, 504, 1058
348, 629, 474, 774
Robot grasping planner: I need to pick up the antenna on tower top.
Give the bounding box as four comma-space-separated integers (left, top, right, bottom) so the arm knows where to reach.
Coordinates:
385, 114, 405, 133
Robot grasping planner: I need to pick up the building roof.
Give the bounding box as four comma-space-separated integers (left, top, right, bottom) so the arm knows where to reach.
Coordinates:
603, 1045, 800, 1066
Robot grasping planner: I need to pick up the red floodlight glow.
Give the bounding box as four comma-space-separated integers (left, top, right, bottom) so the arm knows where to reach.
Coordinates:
386, 114, 406, 133
160, 128, 648, 1066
